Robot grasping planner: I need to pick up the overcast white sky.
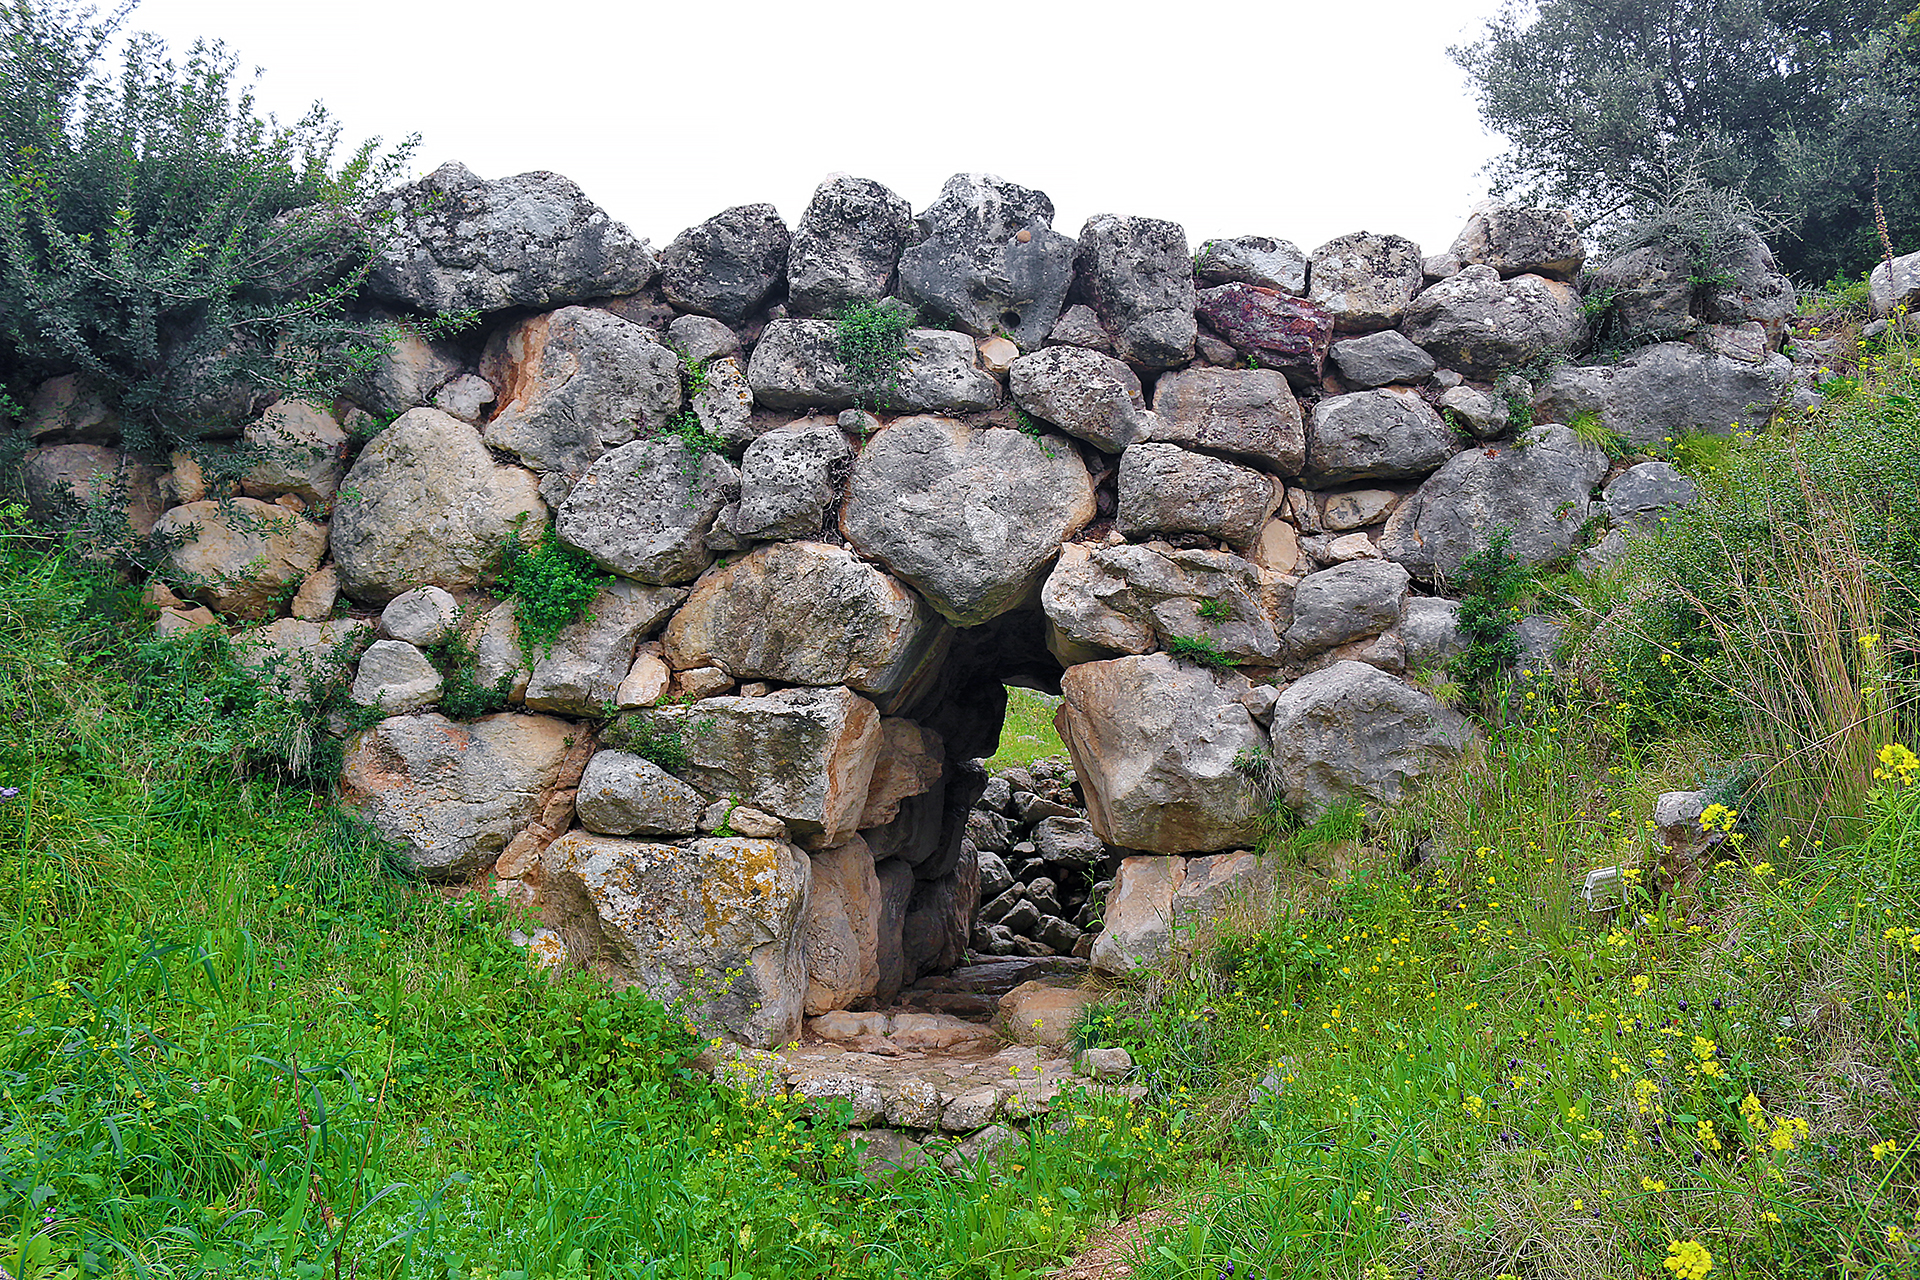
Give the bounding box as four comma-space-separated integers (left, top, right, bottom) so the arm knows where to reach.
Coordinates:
129, 0, 1511, 259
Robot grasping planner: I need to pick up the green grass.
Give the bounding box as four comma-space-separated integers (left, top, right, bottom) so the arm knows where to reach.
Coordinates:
985, 686, 1068, 773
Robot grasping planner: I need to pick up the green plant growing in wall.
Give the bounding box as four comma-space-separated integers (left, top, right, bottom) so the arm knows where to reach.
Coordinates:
1196, 598, 1233, 622
1450, 529, 1528, 697
835, 301, 916, 410
608, 715, 691, 773
495, 517, 610, 662
1167, 634, 1240, 669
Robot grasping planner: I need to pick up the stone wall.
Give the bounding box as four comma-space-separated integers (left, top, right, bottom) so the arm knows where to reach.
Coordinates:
18, 162, 1818, 1047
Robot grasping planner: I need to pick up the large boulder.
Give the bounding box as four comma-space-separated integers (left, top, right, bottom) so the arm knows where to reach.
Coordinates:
1284, 560, 1410, 656
1116, 443, 1277, 547
349, 640, 442, 714
368, 162, 656, 314
332, 408, 546, 605
22, 443, 165, 537
1328, 331, 1437, 389
1870, 249, 1920, 318
1147, 367, 1305, 474
661, 541, 948, 698
1072, 214, 1196, 369
1584, 230, 1793, 341
480, 307, 683, 505
537, 833, 810, 1048
239, 400, 348, 503
619, 687, 882, 844
1042, 542, 1286, 665
1265, 661, 1469, 817
689, 355, 756, 448
841, 416, 1094, 626
896, 173, 1076, 350
1402, 266, 1586, 378
1308, 232, 1424, 332
341, 711, 576, 878
554, 438, 739, 584
154, 497, 328, 620
802, 836, 882, 1014
22, 374, 119, 444
1089, 855, 1184, 974
234, 618, 368, 701
575, 749, 706, 836
524, 579, 685, 715
1304, 388, 1455, 485
723, 419, 852, 541
787, 175, 915, 317
1378, 424, 1608, 581
1057, 653, 1269, 855
903, 849, 978, 977
1193, 284, 1334, 387
1533, 342, 1791, 446
1007, 345, 1153, 453
1449, 204, 1585, 281
1602, 460, 1697, 530
745, 319, 1000, 414
1194, 235, 1307, 294
658, 203, 789, 325
346, 325, 465, 419
857, 719, 946, 830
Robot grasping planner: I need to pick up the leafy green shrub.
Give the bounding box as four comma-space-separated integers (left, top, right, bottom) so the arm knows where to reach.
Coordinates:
605, 714, 690, 772
835, 300, 915, 409
494, 519, 608, 661
1196, 597, 1232, 622
1450, 530, 1528, 695
0, 3, 419, 451
426, 628, 512, 721
1167, 634, 1239, 669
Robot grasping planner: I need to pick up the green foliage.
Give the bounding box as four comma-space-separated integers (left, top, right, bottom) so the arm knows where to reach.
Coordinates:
1167, 634, 1240, 669
0, 1, 420, 452
1575, 337, 1920, 819
1196, 597, 1232, 622
1450, 530, 1528, 695
494, 518, 608, 662
1567, 408, 1629, 458
605, 713, 690, 772
424, 627, 511, 722
1452, 0, 1919, 281
834, 300, 915, 410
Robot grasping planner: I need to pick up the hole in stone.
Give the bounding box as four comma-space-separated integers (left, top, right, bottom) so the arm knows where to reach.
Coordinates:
999, 310, 1022, 331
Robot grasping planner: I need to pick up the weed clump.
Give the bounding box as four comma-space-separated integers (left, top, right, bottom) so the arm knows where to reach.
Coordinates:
495, 518, 609, 662
1449, 529, 1528, 696
835, 300, 916, 410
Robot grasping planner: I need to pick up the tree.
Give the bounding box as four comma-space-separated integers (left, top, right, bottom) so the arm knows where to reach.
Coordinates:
0, 0, 418, 452
1452, 0, 1918, 282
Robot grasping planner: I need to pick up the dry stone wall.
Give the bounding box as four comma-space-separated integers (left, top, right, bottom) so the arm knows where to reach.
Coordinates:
21, 161, 1820, 1048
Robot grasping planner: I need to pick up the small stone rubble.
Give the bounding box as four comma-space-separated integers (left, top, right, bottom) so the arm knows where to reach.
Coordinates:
967, 758, 1104, 959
